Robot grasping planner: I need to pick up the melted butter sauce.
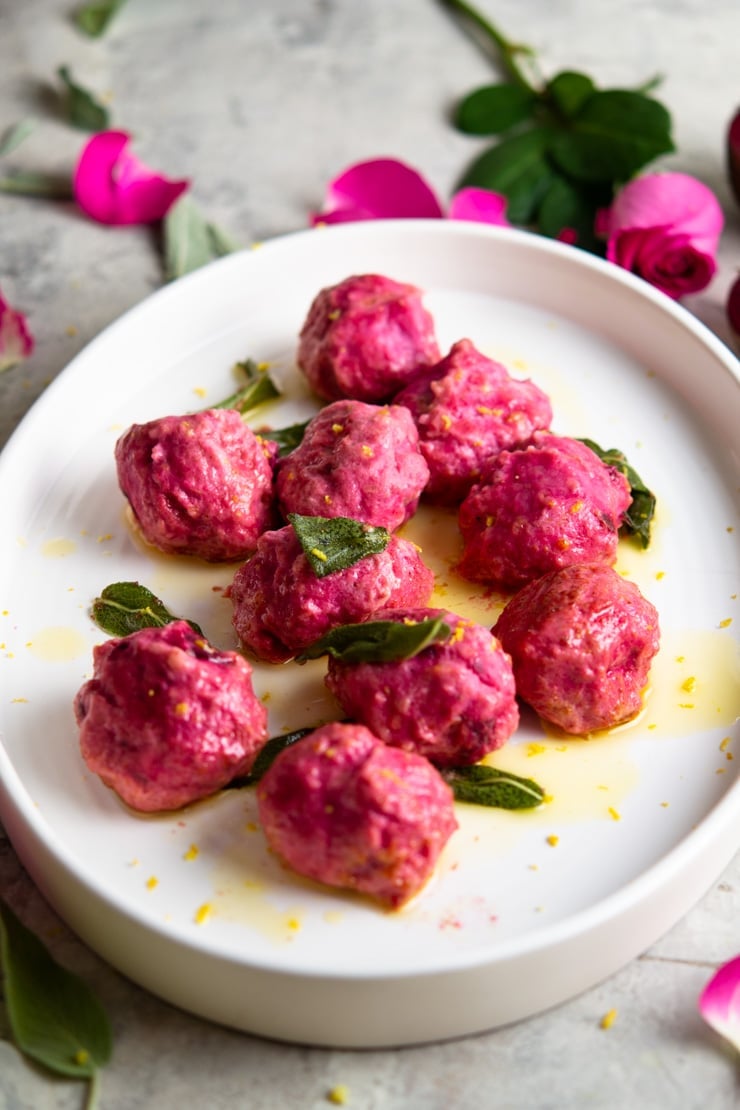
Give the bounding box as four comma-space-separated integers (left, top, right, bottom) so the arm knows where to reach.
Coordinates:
120, 500, 738, 941
26, 626, 88, 662
41, 537, 77, 559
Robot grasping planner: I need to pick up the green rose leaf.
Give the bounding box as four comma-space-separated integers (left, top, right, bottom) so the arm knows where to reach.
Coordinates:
546, 70, 596, 119
458, 127, 556, 222
163, 195, 241, 281
454, 83, 537, 135
579, 438, 656, 547
536, 175, 608, 252
0, 898, 112, 1079
547, 90, 674, 183
91, 582, 204, 637
297, 617, 452, 664
57, 66, 110, 132
288, 514, 391, 578
441, 764, 545, 809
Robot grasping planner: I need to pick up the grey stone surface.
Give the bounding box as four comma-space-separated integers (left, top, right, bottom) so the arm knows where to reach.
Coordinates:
1, 1, 739, 1107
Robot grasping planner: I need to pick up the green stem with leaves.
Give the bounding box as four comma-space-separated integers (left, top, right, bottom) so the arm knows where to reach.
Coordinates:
439, 0, 541, 91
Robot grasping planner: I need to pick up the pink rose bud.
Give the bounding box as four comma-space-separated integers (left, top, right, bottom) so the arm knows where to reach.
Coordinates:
727, 273, 740, 335
728, 108, 740, 207
603, 172, 724, 299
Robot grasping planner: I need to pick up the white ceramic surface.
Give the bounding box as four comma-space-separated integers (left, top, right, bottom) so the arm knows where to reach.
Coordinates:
0, 221, 738, 1047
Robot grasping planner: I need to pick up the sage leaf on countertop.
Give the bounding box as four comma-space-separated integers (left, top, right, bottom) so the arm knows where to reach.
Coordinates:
57, 66, 110, 132
210, 357, 281, 415
441, 764, 545, 810
288, 514, 390, 578
297, 617, 452, 665
579, 438, 656, 548
0, 172, 73, 199
0, 898, 112, 1082
0, 118, 36, 158
74, 0, 128, 37
163, 195, 241, 281
91, 582, 203, 638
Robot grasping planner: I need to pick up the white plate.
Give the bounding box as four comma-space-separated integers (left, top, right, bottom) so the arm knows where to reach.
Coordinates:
1, 221, 738, 1048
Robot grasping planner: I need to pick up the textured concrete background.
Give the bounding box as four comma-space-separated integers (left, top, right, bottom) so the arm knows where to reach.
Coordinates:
1, 1, 738, 1107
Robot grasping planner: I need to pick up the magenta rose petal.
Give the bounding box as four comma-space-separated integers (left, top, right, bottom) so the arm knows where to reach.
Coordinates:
699, 955, 740, 1053
448, 186, 510, 226
73, 130, 190, 226
0, 289, 34, 372
312, 158, 445, 224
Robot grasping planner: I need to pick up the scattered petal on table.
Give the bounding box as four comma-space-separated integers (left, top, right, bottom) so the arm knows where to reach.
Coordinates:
699, 955, 740, 1052
73, 130, 189, 226
312, 157, 445, 224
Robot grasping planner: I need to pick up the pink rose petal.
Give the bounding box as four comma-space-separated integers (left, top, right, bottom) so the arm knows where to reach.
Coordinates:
448, 187, 510, 226
699, 955, 740, 1052
73, 130, 190, 226
312, 158, 445, 224
0, 289, 34, 372
603, 172, 723, 298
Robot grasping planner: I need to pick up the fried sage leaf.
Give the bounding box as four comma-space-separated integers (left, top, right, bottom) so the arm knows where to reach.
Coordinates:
579, 437, 656, 548
0, 898, 112, 1080
259, 418, 309, 457
231, 727, 314, 788
288, 514, 390, 578
297, 617, 452, 664
440, 764, 545, 810
211, 357, 281, 415
91, 582, 203, 637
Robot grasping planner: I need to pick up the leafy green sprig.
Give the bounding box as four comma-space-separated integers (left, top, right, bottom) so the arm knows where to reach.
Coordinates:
441, 0, 674, 250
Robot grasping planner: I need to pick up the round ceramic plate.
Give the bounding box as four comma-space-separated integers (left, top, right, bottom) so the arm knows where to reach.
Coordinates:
1, 221, 738, 1048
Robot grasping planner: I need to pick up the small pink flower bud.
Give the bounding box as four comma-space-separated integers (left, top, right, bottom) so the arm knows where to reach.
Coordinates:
727, 108, 740, 208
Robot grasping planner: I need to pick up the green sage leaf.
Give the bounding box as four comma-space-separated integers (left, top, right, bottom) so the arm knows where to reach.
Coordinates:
0, 172, 73, 199
440, 764, 545, 810
74, 0, 128, 37
259, 419, 309, 457
455, 83, 537, 136
0, 118, 36, 158
163, 195, 241, 281
57, 66, 110, 132
579, 438, 656, 547
233, 727, 314, 787
545, 70, 596, 119
458, 127, 555, 222
0, 898, 112, 1078
547, 90, 674, 183
288, 514, 390, 578
91, 582, 204, 637
297, 617, 452, 665
211, 358, 281, 414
